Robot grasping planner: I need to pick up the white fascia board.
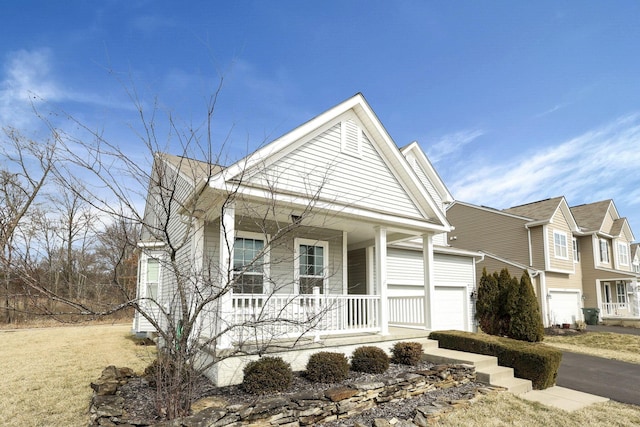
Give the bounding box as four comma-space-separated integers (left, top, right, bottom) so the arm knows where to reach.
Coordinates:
354, 101, 450, 228
211, 93, 451, 230
212, 95, 366, 186
400, 141, 454, 203
558, 198, 580, 232
210, 180, 449, 234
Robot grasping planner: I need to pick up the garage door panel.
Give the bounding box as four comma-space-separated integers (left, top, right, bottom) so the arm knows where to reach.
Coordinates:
548, 290, 581, 325
433, 286, 467, 331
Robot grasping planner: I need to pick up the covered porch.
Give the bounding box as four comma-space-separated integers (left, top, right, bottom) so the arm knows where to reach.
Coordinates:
193, 191, 451, 349
596, 277, 640, 320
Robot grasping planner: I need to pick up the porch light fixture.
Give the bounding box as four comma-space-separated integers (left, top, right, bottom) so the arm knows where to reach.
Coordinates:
547, 293, 552, 299
470, 290, 477, 300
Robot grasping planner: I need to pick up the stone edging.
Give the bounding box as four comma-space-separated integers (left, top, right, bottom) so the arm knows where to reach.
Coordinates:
90, 364, 504, 426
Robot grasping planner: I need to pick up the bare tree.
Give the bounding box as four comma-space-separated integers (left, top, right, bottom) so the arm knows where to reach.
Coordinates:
0, 128, 56, 323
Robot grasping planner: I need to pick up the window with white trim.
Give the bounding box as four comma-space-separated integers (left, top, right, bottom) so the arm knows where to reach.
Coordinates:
553, 230, 568, 259
599, 239, 610, 263
233, 233, 267, 294
296, 239, 328, 294
617, 282, 627, 305
633, 258, 640, 273
617, 242, 629, 266
145, 257, 160, 301
572, 238, 580, 262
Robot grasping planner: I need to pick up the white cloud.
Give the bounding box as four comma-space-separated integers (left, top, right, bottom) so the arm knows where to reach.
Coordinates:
0, 48, 134, 130
448, 113, 640, 211
426, 129, 484, 163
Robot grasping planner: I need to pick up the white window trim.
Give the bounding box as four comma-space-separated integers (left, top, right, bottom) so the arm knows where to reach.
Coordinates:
617, 242, 629, 266
572, 238, 579, 263
616, 282, 627, 305
553, 230, 568, 260
140, 252, 163, 303
600, 239, 610, 264
233, 231, 270, 294
294, 238, 329, 294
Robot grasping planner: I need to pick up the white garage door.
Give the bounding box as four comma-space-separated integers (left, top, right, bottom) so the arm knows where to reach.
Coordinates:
432, 286, 467, 331
548, 290, 581, 325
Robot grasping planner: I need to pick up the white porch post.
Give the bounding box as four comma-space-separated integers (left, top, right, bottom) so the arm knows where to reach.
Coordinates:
217, 201, 235, 349
632, 280, 640, 317
375, 227, 389, 335
422, 233, 434, 330
595, 280, 603, 321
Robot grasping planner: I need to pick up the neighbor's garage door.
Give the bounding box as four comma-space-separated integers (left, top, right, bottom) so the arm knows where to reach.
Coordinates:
548, 290, 581, 325
432, 286, 467, 331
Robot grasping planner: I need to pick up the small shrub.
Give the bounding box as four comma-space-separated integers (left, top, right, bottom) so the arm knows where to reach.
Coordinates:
242, 356, 292, 394
351, 346, 389, 374
306, 351, 350, 382
390, 342, 424, 365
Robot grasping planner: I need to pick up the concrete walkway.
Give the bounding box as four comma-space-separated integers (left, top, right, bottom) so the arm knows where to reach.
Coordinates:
422, 342, 609, 412
520, 386, 609, 411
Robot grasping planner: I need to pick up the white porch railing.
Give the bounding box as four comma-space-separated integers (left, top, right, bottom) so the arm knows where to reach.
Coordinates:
602, 302, 629, 317
388, 296, 425, 327
228, 293, 380, 343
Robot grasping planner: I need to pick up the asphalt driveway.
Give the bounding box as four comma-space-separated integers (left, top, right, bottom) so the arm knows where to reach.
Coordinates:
557, 350, 640, 406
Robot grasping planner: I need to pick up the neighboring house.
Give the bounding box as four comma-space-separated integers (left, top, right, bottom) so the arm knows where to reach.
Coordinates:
570, 200, 640, 320
133, 93, 480, 383
446, 197, 640, 327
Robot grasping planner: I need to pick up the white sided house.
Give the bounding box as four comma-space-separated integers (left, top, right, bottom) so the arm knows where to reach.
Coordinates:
133, 94, 480, 385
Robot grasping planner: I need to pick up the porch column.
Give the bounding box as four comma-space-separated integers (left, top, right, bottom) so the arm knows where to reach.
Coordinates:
595, 280, 603, 321
375, 226, 389, 335
217, 201, 235, 349
422, 234, 434, 330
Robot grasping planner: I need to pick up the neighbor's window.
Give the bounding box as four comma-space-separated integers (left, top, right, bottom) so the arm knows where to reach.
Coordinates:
600, 239, 610, 263
146, 258, 159, 300
572, 238, 580, 262
617, 282, 627, 305
553, 231, 568, 259
233, 236, 265, 294
297, 240, 328, 294
633, 260, 640, 273
617, 242, 629, 266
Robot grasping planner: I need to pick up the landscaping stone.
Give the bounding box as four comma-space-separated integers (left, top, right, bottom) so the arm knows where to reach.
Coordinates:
89, 363, 497, 426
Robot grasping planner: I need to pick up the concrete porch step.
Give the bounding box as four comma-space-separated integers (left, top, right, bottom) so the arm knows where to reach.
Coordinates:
422, 347, 498, 370
422, 346, 533, 395
491, 376, 533, 395
476, 365, 514, 384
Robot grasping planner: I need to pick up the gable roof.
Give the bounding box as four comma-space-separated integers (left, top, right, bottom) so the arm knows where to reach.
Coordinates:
208, 93, 451, 230
400, 141, 454, 205
571, 199, 617, 233
503, 196, 579, 231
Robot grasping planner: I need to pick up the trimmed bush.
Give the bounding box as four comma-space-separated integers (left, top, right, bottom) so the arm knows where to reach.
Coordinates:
242, 356, 293, 394
508, 271, 544, 342
306, 351, 350, 383
351, 346, 389, 374
390, 342, 424, 366
429, 330, 562, 389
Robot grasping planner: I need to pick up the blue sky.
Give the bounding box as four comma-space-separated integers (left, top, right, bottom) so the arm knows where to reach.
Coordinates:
2, 1, 640, 233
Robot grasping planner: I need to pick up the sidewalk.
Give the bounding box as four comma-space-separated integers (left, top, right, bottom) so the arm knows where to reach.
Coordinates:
520, 386, 609, 411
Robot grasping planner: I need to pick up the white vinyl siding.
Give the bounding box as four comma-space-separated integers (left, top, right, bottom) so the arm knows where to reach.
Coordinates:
553, 230, 568, 259
245, 120, 424, 220
386, 248, 475, 331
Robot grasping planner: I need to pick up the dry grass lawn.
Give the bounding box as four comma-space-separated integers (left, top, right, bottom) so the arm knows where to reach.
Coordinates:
0, 323, 155, 427
544, 331, 640, 364
434, 392, 640, 426
2, 325, 640, 426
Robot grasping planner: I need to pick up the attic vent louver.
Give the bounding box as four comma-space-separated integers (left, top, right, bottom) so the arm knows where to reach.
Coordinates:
340, 118, 362, 158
